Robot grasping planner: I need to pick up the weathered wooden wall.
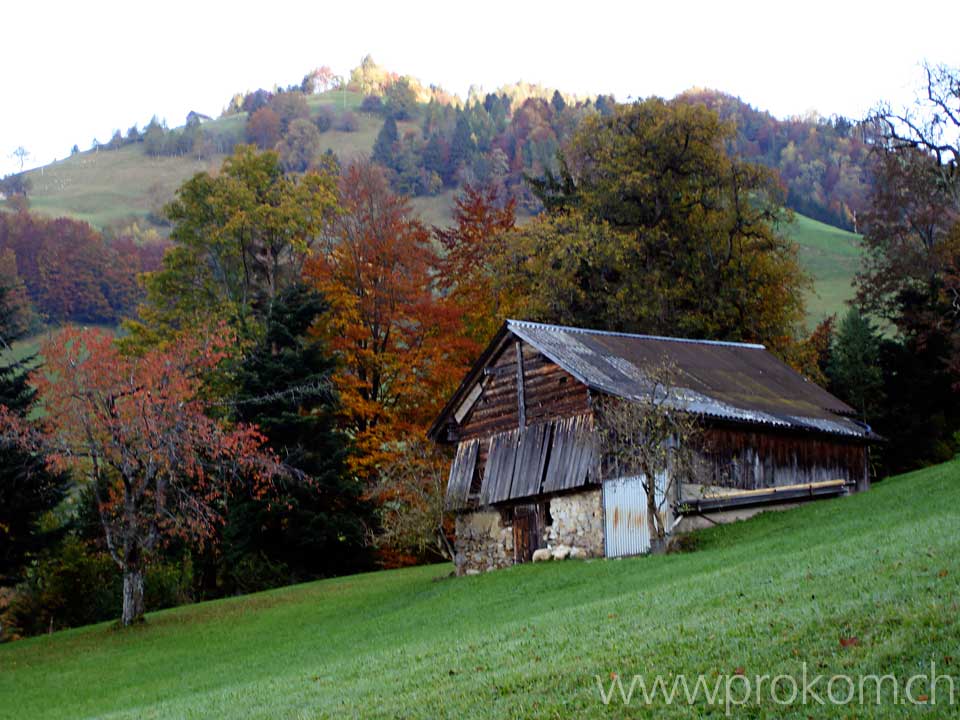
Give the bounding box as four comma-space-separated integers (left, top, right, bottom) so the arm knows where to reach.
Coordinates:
457, 341, 591, 479
695, 427, 868, 491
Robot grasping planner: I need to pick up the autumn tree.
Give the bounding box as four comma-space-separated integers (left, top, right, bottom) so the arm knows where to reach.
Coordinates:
304, 161, 463, 483
270, 92, 311, 133
852, 64, 960, 471
246, 107, 281, 150
515, 99, 807, 355
859, 65, 960, 383
277, 118, 322, 172
0, 327, 282, 626
369, 437, 454, 565
128, 145, 339, 345
435, 183, 516, 356
302, 66, 336, 94
0, 211, 140, 324
384, 77, 418, 120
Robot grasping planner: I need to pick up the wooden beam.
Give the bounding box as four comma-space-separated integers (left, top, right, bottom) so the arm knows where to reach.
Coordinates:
515, 340, 526, 429
700, 478, 846, 500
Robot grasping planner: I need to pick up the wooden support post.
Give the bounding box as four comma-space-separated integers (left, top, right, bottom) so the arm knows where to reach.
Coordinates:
515, 340, 526, 428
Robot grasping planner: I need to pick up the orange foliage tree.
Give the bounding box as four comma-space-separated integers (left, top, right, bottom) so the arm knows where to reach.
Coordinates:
304, 161, 467, 487
0, 327, 281, 626
435, 183, 516, 359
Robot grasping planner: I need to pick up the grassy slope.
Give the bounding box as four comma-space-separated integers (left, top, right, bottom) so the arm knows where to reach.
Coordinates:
784, 213, 863, 326
2, 461, 958, 719
22, 90, 451, 231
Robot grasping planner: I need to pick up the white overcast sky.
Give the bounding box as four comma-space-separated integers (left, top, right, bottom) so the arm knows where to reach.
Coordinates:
2, 0, 958, 176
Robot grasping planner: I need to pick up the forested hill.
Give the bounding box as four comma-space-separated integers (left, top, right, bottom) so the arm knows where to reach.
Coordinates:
16, 57, 871, 233
4, 57, 866, 326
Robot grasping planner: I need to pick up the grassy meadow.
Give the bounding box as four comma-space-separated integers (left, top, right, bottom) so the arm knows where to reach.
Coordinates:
1, 460, 957, 718
785, 213, 864, 326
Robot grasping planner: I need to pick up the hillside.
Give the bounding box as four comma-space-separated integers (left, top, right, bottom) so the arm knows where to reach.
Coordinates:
785, 213, 862, 324
21, 96, 862, 327
2, 460, 957, 718
22, 91, 456, 229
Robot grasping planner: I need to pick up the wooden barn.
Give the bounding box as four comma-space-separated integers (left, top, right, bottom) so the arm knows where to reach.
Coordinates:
428, 320, 876, 575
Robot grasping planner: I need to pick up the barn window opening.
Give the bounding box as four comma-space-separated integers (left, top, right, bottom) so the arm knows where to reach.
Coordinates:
467, 462, 483, 498
544, 501, 553, 527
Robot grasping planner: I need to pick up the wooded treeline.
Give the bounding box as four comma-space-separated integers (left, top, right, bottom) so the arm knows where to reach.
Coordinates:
1, 63, 959, 639
3, 55, 873, 233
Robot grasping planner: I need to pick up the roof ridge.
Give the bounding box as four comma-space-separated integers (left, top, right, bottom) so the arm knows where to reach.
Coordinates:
507, 319, 766, 350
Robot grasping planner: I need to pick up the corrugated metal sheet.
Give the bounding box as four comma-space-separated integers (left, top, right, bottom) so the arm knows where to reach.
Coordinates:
507, 320, 871, 440
603, 472, 667, 558
444, 439, 479, 511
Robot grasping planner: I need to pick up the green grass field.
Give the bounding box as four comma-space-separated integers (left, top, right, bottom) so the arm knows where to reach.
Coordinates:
784, 214, 863, 326
2, 460, 957, 719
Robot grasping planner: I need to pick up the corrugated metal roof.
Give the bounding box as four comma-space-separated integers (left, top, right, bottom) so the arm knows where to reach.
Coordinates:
505, 320, 870, 439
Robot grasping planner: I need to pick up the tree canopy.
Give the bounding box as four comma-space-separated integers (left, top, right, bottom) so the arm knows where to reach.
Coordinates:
128, 145, 339, 346
509, 98, 807, 355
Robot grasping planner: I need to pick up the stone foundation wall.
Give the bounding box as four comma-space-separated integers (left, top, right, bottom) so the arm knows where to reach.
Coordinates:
454, 489, 606, 575
454, 511, 514, 575
545, 489, 604, 558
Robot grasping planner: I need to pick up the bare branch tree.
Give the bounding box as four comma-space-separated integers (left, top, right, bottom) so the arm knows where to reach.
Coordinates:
10, 146, 29, 171
595, 360, 702, 550
867, 63, 960, 205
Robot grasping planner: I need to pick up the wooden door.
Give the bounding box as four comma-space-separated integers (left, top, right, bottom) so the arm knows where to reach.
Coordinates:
513, 504, 544, 563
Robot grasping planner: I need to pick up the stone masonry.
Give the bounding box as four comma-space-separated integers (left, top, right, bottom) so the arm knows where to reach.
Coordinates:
454, 488, 606, 575
544, 489, 604, 557
454, 511, 514, 575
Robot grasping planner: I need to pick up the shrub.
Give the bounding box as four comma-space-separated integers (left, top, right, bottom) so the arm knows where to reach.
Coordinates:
1, 538, 195, 639
338, 112, 359, 132
5, 538, 119, 637
360, 95, 384, 114
315, 106, 335, 133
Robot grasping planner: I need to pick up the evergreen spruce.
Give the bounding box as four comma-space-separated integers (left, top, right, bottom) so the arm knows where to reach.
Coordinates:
0, 285, 68, 584
224, 284, 373, 590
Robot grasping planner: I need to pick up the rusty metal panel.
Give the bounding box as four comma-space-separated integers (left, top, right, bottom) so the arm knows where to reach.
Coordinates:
444, 439, 479, 511
542, 414, 598, 493
603, 476, 650, 558
603, 472, 668, 558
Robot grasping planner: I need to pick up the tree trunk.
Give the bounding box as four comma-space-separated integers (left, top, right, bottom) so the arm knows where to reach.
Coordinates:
121, 568, 145, 626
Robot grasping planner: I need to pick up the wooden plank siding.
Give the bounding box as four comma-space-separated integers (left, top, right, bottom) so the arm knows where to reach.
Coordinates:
694, 427, 868, 492
458, 341, 592, 482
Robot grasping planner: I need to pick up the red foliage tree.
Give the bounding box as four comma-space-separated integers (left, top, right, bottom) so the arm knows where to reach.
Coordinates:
0, 211, 141, 323
0, 327, 281, 626
435, 183, 516, 358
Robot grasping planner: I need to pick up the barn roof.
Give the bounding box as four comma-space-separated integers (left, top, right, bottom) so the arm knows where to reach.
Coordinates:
429, 320, 874, 441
